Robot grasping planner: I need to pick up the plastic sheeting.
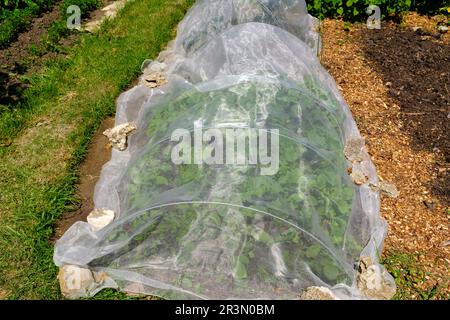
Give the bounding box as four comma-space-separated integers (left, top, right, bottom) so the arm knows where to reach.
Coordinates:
175, 0, 321, 56
54, 0, 394, 300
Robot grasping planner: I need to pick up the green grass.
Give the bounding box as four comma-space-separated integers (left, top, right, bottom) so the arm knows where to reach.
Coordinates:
0, 0, 100, 48
44, 0, 101, 46
0, 0, 194, 299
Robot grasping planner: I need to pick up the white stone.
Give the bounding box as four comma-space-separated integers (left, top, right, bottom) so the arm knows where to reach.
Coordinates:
300, 286, 337, 300
438, 25, 448, 34
103, 122, 136, 151
350, 168, 368, 185
87, 208, 115, 230
84, 0, 127, 33
344, 138, 365, 163
369, 181, 399, 198
142, 71, 168, 89
363, 265, 383, 290
58, 265, 95, 299
379, 181, 399, 198
357, 257, 396, 300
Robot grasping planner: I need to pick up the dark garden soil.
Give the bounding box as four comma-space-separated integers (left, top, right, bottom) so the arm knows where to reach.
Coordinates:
321, 13, 449, 299
0, 0, 115, 107
361, 17, 449, 204
0, 4, 61, 68
0, 3, 62, 106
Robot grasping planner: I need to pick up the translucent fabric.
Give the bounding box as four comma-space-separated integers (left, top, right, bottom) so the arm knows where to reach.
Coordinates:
173, 23, 341, 113
54, 0, 394, 300
175, 0, 321, 56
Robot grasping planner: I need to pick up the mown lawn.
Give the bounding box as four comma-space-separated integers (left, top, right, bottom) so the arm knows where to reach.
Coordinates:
0, 0, 194, 299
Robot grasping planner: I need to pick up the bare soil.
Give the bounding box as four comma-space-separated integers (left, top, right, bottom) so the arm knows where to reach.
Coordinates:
321, 13, 449, 298
0, 0, 116, 106
0, 3, 62, 105
361, 16, 450, 203
52, 117, 114, 240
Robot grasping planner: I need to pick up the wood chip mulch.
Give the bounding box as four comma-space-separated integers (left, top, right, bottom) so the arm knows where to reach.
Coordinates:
321, 13, 449, 299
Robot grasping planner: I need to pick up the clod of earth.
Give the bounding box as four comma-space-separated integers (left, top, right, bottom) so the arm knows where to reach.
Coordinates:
357, 257, 396, 300
58, 265, 96, 299
103, 122, 137, 151
87, 208, 115, 230
378, 181, 400, 198
139, 40, 177, 86
349, 167, 369, 185
299, 286, 337, 300
58, 265, 114, 299
84, 20, 102, 33
369, 181, 399, 199
438, 26, 448, 34
344, 138, 365, 163
143, 71, 168, 88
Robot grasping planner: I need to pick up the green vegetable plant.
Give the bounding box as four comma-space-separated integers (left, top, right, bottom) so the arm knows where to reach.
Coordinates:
0, 0, 54, 47
0, 0, 100, 48
88, 77, 366, 298
305, 0, 449, 21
